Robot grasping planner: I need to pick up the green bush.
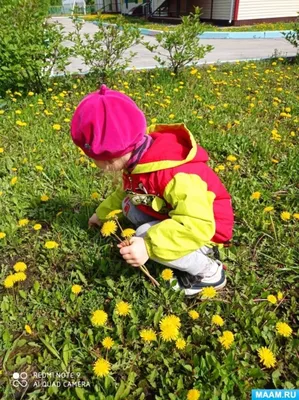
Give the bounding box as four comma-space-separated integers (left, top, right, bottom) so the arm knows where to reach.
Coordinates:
0, 0, 71, 96
284, 14, 299, 54
147, 7, 213, 74
68, 16, 142, 81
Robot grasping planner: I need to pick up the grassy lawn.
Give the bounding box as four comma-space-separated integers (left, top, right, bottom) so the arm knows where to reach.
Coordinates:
82, 14, 296, 32
0, 59, 298, 399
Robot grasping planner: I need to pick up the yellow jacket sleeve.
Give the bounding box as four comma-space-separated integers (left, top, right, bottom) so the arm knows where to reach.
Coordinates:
96, 185, 127, 221
144, 173, 216, 261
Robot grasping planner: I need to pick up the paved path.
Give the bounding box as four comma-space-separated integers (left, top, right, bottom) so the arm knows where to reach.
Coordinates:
52, 17, 297, 74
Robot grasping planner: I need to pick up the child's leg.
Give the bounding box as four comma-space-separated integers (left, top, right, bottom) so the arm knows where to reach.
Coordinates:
122, 199, 226, 295
122, 196, 157, 227
135, 221, 219, 278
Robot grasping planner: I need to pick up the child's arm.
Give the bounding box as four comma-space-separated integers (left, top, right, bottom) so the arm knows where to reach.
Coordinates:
95, 185, 127, 221
144, 173, 216, 261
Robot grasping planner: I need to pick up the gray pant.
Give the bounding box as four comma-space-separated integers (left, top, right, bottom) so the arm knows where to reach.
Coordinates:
122, 197, 219, 277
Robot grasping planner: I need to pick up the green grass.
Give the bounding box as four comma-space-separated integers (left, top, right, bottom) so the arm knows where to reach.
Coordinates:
0, 59, 299, 399
82, 14, 296, 32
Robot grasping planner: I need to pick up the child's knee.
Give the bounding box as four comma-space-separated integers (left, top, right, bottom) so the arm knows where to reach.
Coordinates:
136, 221, 160, 238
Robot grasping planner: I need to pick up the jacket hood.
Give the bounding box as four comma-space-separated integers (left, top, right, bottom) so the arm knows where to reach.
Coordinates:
131, 123, 209, 174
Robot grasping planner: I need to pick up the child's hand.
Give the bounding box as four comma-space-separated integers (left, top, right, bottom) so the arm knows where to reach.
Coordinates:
117, 237, 149, 267
88, 213, 102, 228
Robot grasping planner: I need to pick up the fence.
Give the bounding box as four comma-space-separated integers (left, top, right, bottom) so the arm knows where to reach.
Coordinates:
48, 5, 97, 15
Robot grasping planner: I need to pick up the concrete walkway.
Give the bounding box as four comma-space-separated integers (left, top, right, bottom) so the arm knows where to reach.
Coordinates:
52, 17, 297, 74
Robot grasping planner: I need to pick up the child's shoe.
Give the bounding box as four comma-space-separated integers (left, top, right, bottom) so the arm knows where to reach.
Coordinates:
171, 261, 226, 297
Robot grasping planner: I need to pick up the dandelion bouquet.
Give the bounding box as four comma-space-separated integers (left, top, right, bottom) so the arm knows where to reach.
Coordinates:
100, 210, 159, 287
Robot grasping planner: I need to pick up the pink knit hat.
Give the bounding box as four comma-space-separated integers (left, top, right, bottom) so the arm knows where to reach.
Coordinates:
70, 85, 146, 160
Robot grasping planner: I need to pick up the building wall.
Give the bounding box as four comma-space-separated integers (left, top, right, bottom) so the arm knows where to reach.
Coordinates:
212, 0, 234, 20
195, 0, 212, 19
237, 0, 299, 20
193, 0, 234, 20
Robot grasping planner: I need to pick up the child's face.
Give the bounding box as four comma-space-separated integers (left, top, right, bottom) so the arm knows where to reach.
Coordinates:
94, 152, 132, 172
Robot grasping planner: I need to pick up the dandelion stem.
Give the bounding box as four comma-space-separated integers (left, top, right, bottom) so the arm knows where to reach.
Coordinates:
112, 232, 123, 242
139, 265, 160, 287
109, 226, 159, 288
269, 214, 278, 241
253, 299, 267, 302
115, 217, 124, 235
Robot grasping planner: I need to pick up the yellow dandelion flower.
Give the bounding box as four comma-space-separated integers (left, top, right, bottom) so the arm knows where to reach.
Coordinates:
33, 224, 42, 231
102, 337, 114, 349
175, 338, 186, 350
44, 241, 59, 249
91, 192, 100, 200
281, 211, 291, 221
187, 389, 200, 400
201, 287, 217, 299
151, 118, 157, 123
13, 262, 27, 272
160, 325, 179, 342
3, 275, 15, 288
28, 92, 34, 96
251, 192, 261, 200
267, 295, 277, 304
218, 331, 234, 350
52, 124, 61, 131
18, 219, 29, 227
161, 269, 173, 281
169, 114, 175, 119
115, 301, 131, 316
100, 220, 117, 237
227, 155, 237, 162
40, 195, 49, 202
11, 177, 18, 185
276, 322, 292, 337
16, 120, 27, 126
188, 310, 199, 320
93, 358, 111, 377
91, 310, 108, 327
264, 206, 274, 212
159, 315, 180, 342
35, 165, 43, 171
0, 148, 4, 153
25, 325, 32, 334
0, 232, 6, 239
167, 315, 181, 329
293, 213, 299, 219
106, 209, 122, 219
13, 272, 27, 282
212, 315, 224, 327
258, 347, 276, 368
140, 329, 157, 342
277, 291, 283, 301
121, 228, 136, 238
71, 284, 82, 294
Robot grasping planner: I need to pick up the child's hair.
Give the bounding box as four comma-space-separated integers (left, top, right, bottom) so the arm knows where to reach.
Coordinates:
70, 85, 147, 160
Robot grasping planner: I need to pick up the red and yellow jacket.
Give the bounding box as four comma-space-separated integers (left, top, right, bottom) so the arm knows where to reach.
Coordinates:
96, 124, 234, 262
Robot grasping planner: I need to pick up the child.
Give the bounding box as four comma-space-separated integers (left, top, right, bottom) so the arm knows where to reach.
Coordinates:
71, 85, 234, 296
